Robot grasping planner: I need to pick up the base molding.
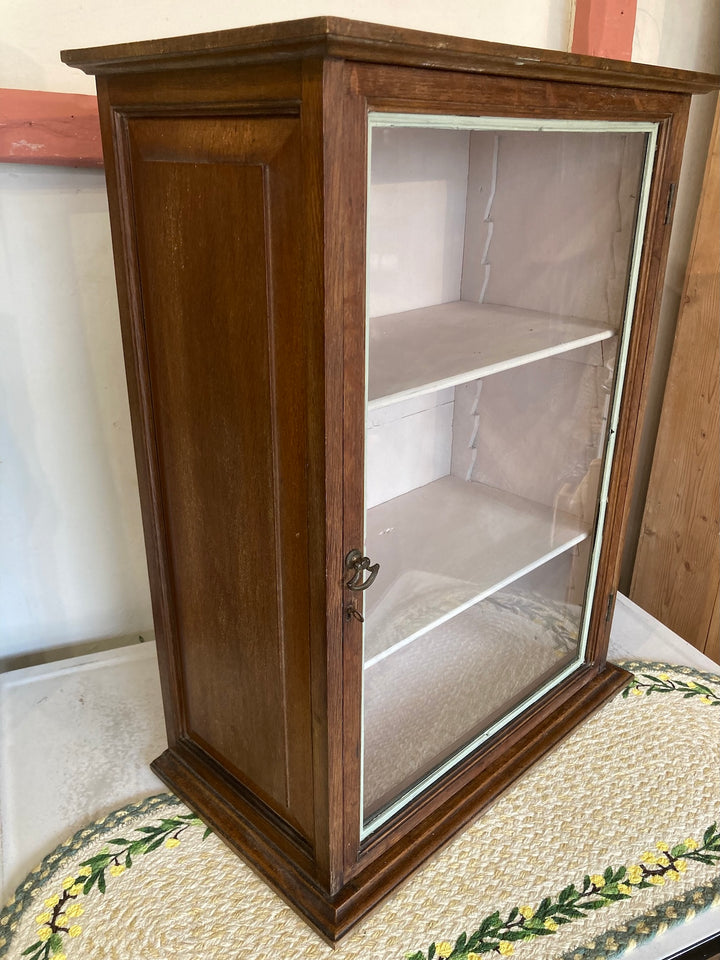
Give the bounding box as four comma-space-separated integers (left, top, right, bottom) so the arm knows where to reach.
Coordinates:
152, 661, 630, 942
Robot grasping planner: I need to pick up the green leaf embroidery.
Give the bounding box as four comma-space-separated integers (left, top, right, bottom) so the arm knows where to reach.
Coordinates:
409, 822, 720, 959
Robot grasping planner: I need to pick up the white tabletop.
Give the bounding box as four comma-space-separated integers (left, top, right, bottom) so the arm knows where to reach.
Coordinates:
1, 593, 718, 956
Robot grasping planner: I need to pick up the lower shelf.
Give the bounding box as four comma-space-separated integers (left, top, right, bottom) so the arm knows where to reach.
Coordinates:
151, 661, 630, 943
362, 589, 582, 822
364, 475, 588, 663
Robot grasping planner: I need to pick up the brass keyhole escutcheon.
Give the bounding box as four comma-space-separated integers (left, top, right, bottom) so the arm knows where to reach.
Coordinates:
344, 604, 365, 623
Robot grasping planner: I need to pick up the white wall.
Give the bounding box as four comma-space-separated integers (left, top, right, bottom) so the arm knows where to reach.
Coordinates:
2, 1, 572, 95
0, 0, 717, 665
0, 164, 151, 666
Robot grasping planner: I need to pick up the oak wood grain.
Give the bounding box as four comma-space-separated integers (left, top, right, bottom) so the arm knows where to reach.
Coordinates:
631, 100, 720, 661
64, 20, 715, 940
61, 17, 718, 93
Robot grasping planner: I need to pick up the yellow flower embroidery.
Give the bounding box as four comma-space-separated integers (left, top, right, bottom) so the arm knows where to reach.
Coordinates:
43, 896, 59, 908
700, 696, 713, 704
165, 837, 180, 849
109, 864, 126, 876
648, 875, 665, 885
436, 942, 453, 958
686, 681, 697, 689
641, 852, 658, 865
658, 673, 670, 681
589, 875, 606, 888
498, 944, 514, 956
69, 883, 84, 896
667, 869, 681, 881
656, 841, 669, 851
630, 687, 643, 696
627, 865, 644, 884
617, 883, 632, 895
518, 905, 534, 920
544, 919, 559, 931
68, 924, 83, 938
677, 860, 688, 872
35, 912, 52, 925
66, 903, 84, 919
77, 865, 92, 877
468, 954, 482, 960
685, 838, 698, 851
656, 855, 669, 867
38, 927, 53, 942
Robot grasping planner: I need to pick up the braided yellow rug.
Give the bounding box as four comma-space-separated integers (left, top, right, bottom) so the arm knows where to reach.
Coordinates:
1, 661, 719, 960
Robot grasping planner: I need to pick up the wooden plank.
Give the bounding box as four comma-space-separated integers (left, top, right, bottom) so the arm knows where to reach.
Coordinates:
631, 99, 720, 660
368, 301, 615, 407
0, 88, 102, 166
571, 0, 637, 61
127, 111, 316, 837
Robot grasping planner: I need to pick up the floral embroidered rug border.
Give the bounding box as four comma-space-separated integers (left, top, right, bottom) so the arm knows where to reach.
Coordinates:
1, 660, 719, 960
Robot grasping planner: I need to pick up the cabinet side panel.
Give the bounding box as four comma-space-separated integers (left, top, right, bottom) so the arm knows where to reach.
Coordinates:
126, 115, 313, 835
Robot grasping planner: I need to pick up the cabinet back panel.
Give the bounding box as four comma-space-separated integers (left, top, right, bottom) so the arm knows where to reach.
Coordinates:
127, 116, 314, 837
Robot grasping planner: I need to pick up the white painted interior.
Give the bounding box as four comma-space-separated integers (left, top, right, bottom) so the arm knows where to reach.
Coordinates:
365, 390, 454, 509
361, 114, 661, 822
368, 302, 615, 407
363, 475, 588, 661
367, 127, 470, 318
363, 119, 650, 650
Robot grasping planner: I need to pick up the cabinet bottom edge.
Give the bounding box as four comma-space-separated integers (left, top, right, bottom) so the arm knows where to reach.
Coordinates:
151, 661, 631, 942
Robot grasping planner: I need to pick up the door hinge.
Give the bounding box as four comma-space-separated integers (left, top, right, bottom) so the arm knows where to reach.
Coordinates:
605, 591, 616, 623
664, 182, 677, 225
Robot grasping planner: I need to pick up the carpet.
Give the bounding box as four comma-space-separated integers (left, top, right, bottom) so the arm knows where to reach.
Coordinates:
1, 660, 719, 960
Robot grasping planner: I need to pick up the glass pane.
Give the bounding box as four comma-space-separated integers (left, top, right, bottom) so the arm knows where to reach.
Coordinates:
362, 117, 652, 831
364, 554, 581, 818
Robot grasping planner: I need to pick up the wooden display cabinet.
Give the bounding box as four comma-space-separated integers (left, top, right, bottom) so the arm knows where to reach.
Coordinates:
62, 19, 718, 941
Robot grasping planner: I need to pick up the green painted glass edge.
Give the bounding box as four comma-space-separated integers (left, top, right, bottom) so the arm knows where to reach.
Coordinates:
360, 113, 658, 839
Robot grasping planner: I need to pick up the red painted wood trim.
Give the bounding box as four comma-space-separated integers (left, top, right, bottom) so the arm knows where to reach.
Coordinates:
571, 0, 638, 61
0, 88, 103, 167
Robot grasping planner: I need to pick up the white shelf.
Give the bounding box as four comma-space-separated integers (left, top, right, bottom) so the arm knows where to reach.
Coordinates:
367, 300, 615, 408
363, 475, 589, 666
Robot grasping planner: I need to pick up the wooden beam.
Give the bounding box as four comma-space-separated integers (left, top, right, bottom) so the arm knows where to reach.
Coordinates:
630, 99, 720, 659
571, 0, 638, 61
0, 88, 103, 167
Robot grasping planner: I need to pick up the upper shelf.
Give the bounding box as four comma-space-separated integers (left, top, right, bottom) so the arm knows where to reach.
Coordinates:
367, 300, 615, 408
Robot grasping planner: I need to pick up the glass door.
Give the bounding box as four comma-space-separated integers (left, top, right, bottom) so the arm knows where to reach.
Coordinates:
358, 115, 657, 834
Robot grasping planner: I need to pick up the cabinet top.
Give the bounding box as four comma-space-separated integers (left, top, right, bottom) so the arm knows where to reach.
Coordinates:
61, 16, 719, 93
